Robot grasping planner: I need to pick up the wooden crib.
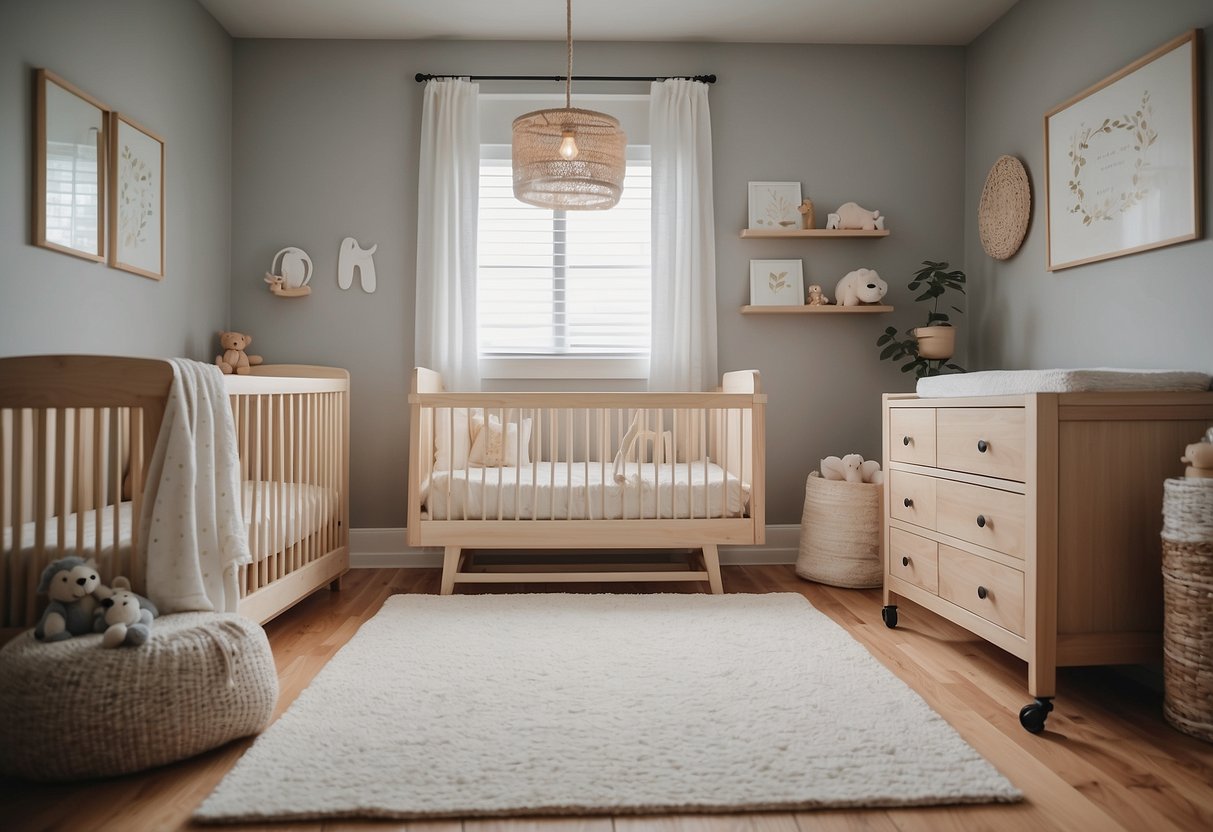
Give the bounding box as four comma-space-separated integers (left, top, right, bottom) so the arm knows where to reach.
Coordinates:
0, 355, 349, 633
408, 367, 766, 594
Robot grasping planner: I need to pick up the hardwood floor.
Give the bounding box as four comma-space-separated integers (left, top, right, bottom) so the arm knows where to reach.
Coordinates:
3, 565, 1212, 832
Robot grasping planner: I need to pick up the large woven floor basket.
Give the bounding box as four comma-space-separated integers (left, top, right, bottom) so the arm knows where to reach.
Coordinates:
797, 473, 882, 588
1161, 477, 1213, 743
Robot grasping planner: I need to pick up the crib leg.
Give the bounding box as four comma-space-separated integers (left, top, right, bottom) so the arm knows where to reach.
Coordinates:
702, 544, 724, 595
329, 575, 343, 592
440, 546, 461, 596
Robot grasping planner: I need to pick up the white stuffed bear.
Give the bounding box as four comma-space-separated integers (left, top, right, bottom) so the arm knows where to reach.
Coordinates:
821, 454, 883, 484
93, 577, 157, 648
834, 268, 888, 306
825, 202, 885, 231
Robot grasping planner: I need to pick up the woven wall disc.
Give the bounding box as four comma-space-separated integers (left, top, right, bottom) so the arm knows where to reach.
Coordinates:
978, 155, 1031, 260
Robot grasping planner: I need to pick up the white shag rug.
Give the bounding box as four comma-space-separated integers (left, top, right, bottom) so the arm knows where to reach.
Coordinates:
196, 593, 1020, 822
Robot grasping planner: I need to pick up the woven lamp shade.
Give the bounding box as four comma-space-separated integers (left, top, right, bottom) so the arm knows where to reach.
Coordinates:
512, 107, 626, 210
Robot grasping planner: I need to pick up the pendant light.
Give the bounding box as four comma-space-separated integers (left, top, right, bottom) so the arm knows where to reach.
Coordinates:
511, 0, 626, 210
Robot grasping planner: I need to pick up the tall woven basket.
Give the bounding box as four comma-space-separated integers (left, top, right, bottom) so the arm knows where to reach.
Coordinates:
797, 472, 882, 588
1161, 477, 1213, 743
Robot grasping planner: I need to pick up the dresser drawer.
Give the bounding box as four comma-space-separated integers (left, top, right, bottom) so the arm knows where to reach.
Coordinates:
936, 408, 1026, 481
938, 545, 1025, 636
890, 408, 936, 466
936, 479, 1026, 558
889, 528, 938, 593
889, 470, 936, 530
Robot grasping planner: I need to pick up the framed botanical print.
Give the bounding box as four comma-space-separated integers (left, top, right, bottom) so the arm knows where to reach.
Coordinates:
1044, 30, 1200, 271
747, 181, 802, 231
749, 259, 804, 306
108, 112, 165, 280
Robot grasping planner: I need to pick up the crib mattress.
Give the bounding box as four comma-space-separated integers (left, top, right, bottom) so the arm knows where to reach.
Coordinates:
424, 462, 749, 521
916, 368, 1211, 398
3, 481, 337, 565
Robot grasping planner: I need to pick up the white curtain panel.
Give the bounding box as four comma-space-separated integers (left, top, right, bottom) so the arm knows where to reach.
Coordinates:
649, 79, 718, 392
415, 79, 481, 391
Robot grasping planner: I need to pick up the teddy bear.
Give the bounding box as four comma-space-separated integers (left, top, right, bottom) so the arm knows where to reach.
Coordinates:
825, 202, 885, 231
834, 268, 888, 306
821, 454, 883, 485
1181, 436, 1213, 479
806, 284, 829, 306
34, 556, 110, 641
93, 577, 158, 648
215, 331, 264, 375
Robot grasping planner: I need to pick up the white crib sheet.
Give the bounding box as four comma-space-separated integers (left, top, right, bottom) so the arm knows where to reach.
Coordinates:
3, 481, 337, 565
424, 462, 750, 520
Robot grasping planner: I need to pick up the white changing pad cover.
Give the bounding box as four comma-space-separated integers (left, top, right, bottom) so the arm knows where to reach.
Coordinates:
917, 369, 1211, 398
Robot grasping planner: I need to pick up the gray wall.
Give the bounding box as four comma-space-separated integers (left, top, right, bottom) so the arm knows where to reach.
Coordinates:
0, 0, 232, 360
965, 0, 1213, 370
231, 39, 966, 527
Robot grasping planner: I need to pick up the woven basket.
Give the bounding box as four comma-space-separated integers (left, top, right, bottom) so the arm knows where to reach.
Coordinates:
1161, 478, 1213, 743
797, 473, 882, 588
0, 612, 278, 781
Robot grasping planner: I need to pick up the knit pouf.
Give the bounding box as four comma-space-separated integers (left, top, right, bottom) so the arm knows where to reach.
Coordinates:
797, 472, 883, 588
0, 612, 278, 781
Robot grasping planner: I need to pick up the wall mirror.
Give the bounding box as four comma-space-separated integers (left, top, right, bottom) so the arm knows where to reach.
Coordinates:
34, 69, 108, 262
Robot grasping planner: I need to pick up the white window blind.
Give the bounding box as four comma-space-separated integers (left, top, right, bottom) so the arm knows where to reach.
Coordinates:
477, 146, 652, 360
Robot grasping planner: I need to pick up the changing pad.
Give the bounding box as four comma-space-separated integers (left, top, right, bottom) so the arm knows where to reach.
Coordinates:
916, 368, 1212, 398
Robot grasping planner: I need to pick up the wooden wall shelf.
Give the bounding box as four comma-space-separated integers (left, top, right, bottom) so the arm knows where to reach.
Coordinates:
740, 229, 890, 239
740, 305, 894, 315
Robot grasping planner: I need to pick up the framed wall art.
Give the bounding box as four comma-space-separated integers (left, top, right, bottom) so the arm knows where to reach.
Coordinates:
33, 69, 108, 263
747, 181, 802, 230
1044, 30, 1200, 271
108, 112, 165, 280
749, 259, 804, 306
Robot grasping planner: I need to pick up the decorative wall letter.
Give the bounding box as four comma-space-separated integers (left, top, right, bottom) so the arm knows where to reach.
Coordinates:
338, 237, 378, 293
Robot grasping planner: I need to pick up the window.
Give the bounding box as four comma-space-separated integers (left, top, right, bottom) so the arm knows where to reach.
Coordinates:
477, 145, 651, 379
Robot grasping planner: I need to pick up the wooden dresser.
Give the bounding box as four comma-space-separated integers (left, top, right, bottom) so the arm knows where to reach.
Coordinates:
881, 391, 1213, 732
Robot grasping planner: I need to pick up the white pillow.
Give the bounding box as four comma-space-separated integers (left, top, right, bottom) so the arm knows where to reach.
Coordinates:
433, 408, 472, 471
469, 414, 533, 467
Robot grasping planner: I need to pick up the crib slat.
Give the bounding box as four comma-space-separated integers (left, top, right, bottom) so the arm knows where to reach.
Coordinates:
253, 395, 264, 591
111, 408, 121, 574
33, 410, 47, 579
74, 409, 85, 554
53, 409, 66, 556
93, 408, 103, 559
0, 411, 8, 627
672, 409, 679, 521
9, 411, 24, 625
130, 408, 144, 591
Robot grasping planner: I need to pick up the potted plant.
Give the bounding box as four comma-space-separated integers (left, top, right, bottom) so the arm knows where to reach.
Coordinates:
876, 260, 966, 378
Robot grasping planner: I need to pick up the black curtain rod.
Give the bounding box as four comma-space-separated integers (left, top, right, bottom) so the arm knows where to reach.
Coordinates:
415, 73, 716, 84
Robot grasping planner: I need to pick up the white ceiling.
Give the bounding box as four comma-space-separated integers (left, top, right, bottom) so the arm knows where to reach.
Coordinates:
198, 0, 1019, 45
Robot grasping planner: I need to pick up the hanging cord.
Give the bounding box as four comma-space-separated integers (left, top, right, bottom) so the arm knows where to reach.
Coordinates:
565, 0, 573, 109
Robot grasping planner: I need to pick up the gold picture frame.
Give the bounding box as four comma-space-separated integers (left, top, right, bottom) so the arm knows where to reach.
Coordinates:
108, 112, 166, 280
1044, 30, 1201, 271
33, 69, 108, 263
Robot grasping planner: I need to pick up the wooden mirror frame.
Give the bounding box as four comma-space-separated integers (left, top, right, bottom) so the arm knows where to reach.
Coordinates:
33, 68, 109, 263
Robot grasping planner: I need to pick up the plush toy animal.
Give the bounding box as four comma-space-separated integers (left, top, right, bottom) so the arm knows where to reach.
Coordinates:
806, 284, 829, 306
93, 577, 158, 648
825, 202, 884, 231
797, 198, 816, 230
1181, 439, 1213, 479
820, 454, 883, 485
834, 268, 888, 306
34, 557, 108, 642
215, 331, 264, 375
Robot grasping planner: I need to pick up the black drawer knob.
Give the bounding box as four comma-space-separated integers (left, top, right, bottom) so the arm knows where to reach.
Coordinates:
976, 514, 987, 528
901, 556, 910, 567
977, 439, 989, 453
977, 585, 989, 600
903, 497, 913, 508
902, 435, 912, 446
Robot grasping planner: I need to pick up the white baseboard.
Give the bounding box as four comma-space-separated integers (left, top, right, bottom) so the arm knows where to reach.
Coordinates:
349, 525, 799, 569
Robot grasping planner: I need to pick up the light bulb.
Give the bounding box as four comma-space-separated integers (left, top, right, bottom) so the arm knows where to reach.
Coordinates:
558, 130, 579, 160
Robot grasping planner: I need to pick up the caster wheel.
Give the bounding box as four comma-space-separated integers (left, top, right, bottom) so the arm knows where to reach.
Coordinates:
1019, 698, 1054, 734
881, 605, 898, 629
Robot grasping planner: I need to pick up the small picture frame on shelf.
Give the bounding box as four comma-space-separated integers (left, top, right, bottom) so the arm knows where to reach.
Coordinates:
749, 259, 804, 306
748, 181, 802, 230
